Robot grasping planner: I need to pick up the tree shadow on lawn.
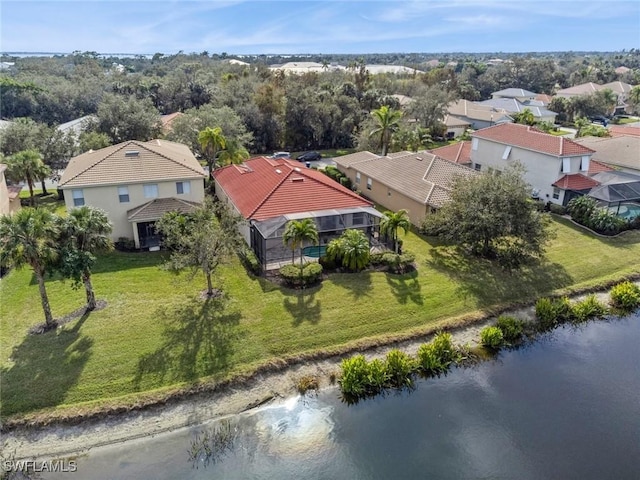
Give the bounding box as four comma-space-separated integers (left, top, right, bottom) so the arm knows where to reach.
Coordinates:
329, 271, 373, 300
133, 296, 242, 390
385, 270, 423, 305
553, 215, 640, 249
283, 286, 322, 326
0, 313, 93, 418
427, 246, 573, 309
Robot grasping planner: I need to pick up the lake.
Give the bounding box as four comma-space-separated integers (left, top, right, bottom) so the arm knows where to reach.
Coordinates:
45, 313, 640, 479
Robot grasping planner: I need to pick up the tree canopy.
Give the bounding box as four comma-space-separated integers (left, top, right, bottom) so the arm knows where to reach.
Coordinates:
422, 164, 551, 268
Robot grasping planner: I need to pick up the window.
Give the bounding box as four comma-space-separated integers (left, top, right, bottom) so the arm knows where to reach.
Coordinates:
355, 172, 361, 184
72, 189, 84, 207
118, 186, 129, 203
352, 212, 365, 226
143, 183, 158, 198
561, 158, 571, 173
553, 188, 560, 200
474, 163, 481, 171
502, 146, 512, 160
581, 156, 590, 172
176, 181, 191, 195
366, 177, 372, 190
471, 138, 479, 151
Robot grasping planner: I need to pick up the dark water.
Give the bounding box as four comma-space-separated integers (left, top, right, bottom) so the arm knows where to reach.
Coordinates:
47, 315, 640, 480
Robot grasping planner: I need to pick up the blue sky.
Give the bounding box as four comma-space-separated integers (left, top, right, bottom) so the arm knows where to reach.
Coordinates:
1, 1, 639, 55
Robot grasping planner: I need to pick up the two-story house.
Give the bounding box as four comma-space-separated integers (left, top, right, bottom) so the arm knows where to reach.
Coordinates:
59, 139, 206, 249
470, 123, 602, 206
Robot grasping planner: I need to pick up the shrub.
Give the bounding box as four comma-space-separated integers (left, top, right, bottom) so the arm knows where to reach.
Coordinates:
114, 237, 136, 251
367, 359, 389, 391
279, 263, 323, 287
238, 247, 261, 275
416, 332, 457, 374
369, 252, 385, 266
568, 196, 597, 226
496, 315, 525, 343
339, 355, 369, 397
535, 296, 574, 330
381, 252, 416, 274
609, 281, 640, 311
339, 176, 352, 189
384, 349, 416, 387
572, 294, 609, 322
417, 343, 443, 373
549, 203, 567, 215
480, 326, 504, 349
318, 254, 338, 271
430, 332, 456, 364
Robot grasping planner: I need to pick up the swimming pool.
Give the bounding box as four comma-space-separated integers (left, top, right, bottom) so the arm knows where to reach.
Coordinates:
608, 202, 640, 220
302, 245, 327, 258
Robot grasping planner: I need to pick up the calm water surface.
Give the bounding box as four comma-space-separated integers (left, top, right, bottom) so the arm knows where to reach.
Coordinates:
46, 314, 640, 480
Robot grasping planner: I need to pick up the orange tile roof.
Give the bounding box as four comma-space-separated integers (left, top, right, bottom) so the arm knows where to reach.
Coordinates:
552, 174, 600, 190
472, 123, 595, 156
429, 141, 472, 164
608, 125, 640, 137
588, 160, 614, 174
213, 157, 372, 221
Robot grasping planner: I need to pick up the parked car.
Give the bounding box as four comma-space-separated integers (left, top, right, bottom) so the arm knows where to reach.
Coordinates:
296, 151, 322, 162
269, 151, 291, 159
589, 115, 609, 126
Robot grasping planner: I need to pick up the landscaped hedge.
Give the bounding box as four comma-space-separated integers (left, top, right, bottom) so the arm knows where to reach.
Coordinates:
279, 263, 323, 287
339, 332, 462, 399
567, 196, 631, 235
609, 281, 640, 311
322, 166, 352, 189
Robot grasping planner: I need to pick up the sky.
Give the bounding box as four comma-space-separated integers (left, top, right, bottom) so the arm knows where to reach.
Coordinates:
1, 0, 639, 55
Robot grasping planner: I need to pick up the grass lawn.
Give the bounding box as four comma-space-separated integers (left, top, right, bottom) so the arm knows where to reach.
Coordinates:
617, 117, 640, 125
18, 189, 67, 216
1, 217, 640, 418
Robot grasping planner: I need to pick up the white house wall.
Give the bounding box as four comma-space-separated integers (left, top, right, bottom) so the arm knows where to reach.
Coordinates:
62, 178, 205, 241
471, 139, 586, 204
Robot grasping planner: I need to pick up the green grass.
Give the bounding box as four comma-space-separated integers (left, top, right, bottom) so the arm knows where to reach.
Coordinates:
617, 117, 640, 125
18, 190, 66, 215
2, 217, 640, 418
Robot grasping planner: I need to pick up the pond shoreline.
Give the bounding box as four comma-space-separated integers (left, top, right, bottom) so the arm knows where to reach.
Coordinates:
3, 277, 639, 461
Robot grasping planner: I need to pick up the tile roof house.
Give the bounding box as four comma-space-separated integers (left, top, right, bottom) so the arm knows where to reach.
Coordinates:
213, 156, 382, 269
443, 115, 471, 138
573, 135, 640, 175
59, 139, 206, 249
428, 141, 472, 166
470, 123, 599, 206
0, 164, 22, 216
334, 150, 477, 226
555, 81, 636, 114
608, 125, 640, 138
477, 98, 558, 123
447, 99, 514, 130
491, 88, 537, 102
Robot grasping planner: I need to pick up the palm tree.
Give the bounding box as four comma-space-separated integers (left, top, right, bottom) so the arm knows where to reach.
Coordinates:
58, 206, 113, 310
338, 229, 370, 272
216, 138, 249, 166
370, 105, 403, 156
0, 208, 58, 327
574, 116, 590, 138
629, 85, 640, 114
282, 219, 319, 267
5, 149, 51, 206
598, 88, 618, 117
198, 126, 226, 178
380, 209, 411, 254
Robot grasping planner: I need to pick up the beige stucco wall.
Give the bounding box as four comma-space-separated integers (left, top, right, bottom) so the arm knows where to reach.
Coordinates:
214, 181, 251, 245
339, 167, 428, 226
471, 139, 589, 204
62, 178, 205, 241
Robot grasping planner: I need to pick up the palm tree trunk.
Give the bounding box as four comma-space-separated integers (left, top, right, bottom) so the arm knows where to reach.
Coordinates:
41, 179, 48, 195
36, 270, 54, 327
83, 270, 96, 310
28, 179, 35, 207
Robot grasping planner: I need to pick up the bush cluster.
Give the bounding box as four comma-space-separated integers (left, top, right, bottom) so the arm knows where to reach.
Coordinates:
609, 281, 640, 311
322, 166, 352, 189
279, 263, 323, 287
114, 236, 136, 251
535, 294, 610, 330
381, 252, 415, 274
339, 333, 461, 399
548, 203, 567, 215
567, 196, 630, 235
238, 246, 261, 275
480, 326, 504, 349
495, 315, 525, 343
